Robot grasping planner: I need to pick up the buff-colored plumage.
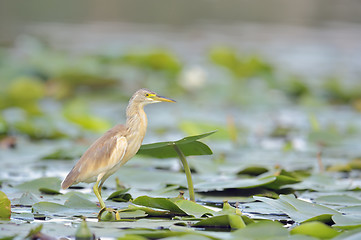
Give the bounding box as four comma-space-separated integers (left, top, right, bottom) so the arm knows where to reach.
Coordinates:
61, 89, 175, 209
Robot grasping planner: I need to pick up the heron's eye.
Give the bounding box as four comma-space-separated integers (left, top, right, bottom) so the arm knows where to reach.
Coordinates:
145, 93, 150, 97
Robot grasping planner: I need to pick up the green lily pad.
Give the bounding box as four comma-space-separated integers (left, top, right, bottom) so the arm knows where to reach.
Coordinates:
39, 188, 62, 195
18, 192, 40, 206
315, 195, 361, 206
231, 221, 288, 239
284, 174, 351, 192
127, 205, 174, 217
290, 221, 340, 238
254, 194, 340, 223
137, 131, 215, 158
118, 209, 148, 219
32, 202, 71, 215
193, 214, 246, 229
63, 99, 111, 133
195, 176, 276, 192
132, 196, 187, 215
41, 147, 84, 160
107, 189, 132, 202
15, 177, 61, 193
237, 166, 269, 176
64, 194, 98, 210
172, 199, 216, 218
332, 214, 361, 229
0, 191, 11, 220
332, 228, 361, 240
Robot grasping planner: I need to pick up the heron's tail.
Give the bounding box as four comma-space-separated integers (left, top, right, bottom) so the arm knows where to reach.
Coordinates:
61, 168, 77, 189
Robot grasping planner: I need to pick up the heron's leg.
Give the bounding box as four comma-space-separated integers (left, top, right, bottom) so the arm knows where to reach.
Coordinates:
98, 175, 110, 197
93, 180, 106, 209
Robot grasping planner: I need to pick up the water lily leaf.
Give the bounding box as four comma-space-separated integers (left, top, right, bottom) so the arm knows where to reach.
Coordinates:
339, 205, 361, 216
195, 176, 276, 192
315, 195, 361, 206
120, 229, 190, 239
237, 166, 269, 176
64, 194, 98, 210
118, 209, 148, 219
127, 205, 173, 217
254, 194, 340, 223
63, 99, 111, 133
285, 174, 351, 191
13, 116, 67, 140
263, 170, 301, 190
0, 191, 11, 220
39, 188, 62, 195
332, 214, 361, 229
32, 202, 70, 215
332, 228, 361, 240
107, 189, 132, 202
18, 192, 40, 206
15, 177, 61, 193
193, 214, 246, 229
41, 146, 84, 160
132, 196, 186, 215
117, 234, 148, 240
231, 221, 288, 240
290, 221, 340, 239
171, 199, 216, 218
137, 131, 215, 158
11, 212, 34, 222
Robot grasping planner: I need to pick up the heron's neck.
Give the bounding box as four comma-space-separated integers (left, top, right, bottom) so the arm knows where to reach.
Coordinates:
125, 102, 148, 143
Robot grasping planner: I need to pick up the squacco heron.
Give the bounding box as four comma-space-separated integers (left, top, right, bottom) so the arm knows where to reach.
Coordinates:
61, 89, 175, 209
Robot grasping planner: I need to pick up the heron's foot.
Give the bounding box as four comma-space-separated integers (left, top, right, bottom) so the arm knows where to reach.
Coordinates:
97, 207, 120, 221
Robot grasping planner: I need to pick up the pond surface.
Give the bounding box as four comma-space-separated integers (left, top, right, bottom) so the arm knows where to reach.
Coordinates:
1, 20, 361, 239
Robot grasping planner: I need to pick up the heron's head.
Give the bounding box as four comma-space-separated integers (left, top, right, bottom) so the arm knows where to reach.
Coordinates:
131, 88, 176, 106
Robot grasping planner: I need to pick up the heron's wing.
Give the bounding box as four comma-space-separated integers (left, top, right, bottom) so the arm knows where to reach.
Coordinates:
61, 124, 128, 189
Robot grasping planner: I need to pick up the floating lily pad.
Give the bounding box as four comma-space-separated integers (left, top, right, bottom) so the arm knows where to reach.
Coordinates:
231, 221, 288, 239
137, 131, 215, 158
0, 191, 11, 220
132, 196, 187, 215
290, 221, 340, 239
171, 199, 216, 218
315, 195, 361, 206
15, 177, 61, 193
254, 194, 340, 223
195, 176, 276, 192
193, 214, 246, 229
107, 189, 132, 202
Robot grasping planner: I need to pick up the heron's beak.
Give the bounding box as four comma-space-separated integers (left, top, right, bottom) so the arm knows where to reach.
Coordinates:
154, 95, 176, 103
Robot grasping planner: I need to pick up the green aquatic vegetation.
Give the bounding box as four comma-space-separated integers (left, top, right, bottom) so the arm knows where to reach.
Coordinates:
254, 194, 340, 223
15, 177, 61, 193
63, 98, 112, 133
0, 77, 45, 115
179, 121, 245, 142
282, 75, 311, 100
138, 131, 215, 201
120, 50, 182, 76
12, 116, 67, 140
75, 219, 94, 240
0, 191, 11, 220
209, 47, 274, 82
323, 77, 361, 104
107, 188, 133, 202
290, 221, 340, 239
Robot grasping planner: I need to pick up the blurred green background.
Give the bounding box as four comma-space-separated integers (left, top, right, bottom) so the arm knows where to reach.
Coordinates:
1, 0, 361, 151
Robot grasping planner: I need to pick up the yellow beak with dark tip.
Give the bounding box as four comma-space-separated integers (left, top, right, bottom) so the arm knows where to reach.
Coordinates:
154, 95, 176, 103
